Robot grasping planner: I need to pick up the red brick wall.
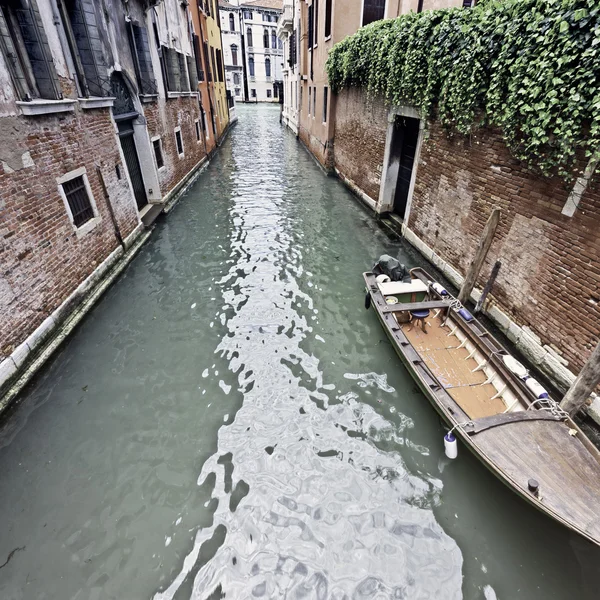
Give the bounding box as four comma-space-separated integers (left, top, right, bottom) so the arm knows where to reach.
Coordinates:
333, 88, 388, 201
410, 122, 600, 372
144, 96, 207, 197
0, 108, 139, 360
332, 87, 600, 374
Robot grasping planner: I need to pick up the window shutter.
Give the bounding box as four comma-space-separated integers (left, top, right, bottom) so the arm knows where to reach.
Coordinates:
132, 24, 157, 95
308, 5, 313, 49
0, 7, 29, 99
165, 47, 181, 91
203, 40, 211, 81
68, 0, 110, 97
186, 54, 197, 90
178, 52, 189, 91
14, 0, 61, 99
192, 33, 204, 81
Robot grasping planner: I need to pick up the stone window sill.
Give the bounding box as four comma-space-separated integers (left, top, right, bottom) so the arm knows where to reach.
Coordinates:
79, 97, 115, 110
167, 91, 199, 99
75, 216, 102, 238
324, 35, 331, 42
140, 94, 158, 104
17, 99, 76, 116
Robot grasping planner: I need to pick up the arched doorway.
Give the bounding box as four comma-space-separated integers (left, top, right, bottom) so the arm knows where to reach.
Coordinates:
111, 73, 148, 210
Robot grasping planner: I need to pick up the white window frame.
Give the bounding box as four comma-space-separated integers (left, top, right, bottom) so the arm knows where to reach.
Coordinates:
174, 126, 185, 158
360, 0, 389, 27
57, 167, 101, 237
151, 135, 166, 171
194, 119, 202, 143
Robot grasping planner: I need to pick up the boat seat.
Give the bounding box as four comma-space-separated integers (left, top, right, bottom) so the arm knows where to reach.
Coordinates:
378, 280, 428, 296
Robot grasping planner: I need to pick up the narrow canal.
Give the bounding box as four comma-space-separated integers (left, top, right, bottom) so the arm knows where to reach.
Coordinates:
1, 105, 599, 600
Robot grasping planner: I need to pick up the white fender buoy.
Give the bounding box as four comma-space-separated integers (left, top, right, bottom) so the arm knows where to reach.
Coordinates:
444, 432, 458, 459
376, 274, 391, 284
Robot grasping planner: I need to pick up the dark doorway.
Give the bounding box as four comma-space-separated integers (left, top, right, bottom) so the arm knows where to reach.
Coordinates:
392, 116, 420, 219
117, 119, 147, 210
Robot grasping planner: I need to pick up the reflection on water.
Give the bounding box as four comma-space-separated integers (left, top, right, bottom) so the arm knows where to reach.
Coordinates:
0, 105, 599, 600
154, 114, 462, 598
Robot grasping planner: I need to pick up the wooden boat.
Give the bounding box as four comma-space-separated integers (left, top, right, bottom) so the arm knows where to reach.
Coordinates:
364, 267, 600, 546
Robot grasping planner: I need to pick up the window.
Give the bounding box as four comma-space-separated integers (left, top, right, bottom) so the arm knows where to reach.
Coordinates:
192, 33, 205, 81
289, 30, 297, 66
187, 54, 198, 90
250, 88, 256, 97
229, 12, 235, 31
314, 0, 318, 45
152, 137, 164, 168
263, 28, 268, 48
308, 86, 311, 115
265, 57, 271, 77
278, 38, 282, 49
248, 55, 254, 76
231, 44, 238, 66
216, 48, 224, 82
323, 86, 328, 122
210, 46, 217, 83
312, 85, 316, 116
195, 119, 201, 141
128, 23, 158, 95
246, 27, 253, 47
324, 0, 332, 37
178, 52, 190, 91
59, 0, 111, 97
243, 10, 252, 19
162, 47, 182, 91
175, 128, 184, 156
235, 87, 240, 96
271, 30, 277, 49
307, 4, 313, 49
201, 104, 209, 139
0, 0, 62, 100
58, 169, 97, 229
362, 0, 385, 26
262, 12, 267, 21
233, 72, 240, 85
267, 89, 271, 98
273, 83, 278, 98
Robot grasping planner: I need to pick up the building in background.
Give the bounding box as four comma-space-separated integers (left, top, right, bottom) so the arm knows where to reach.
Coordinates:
296, 0, 465, 166
277, 0, 299, 133
220, 0, 283, 102
203, 0, 230, 136
219, 0, 246, 102
0, 0, 229, 397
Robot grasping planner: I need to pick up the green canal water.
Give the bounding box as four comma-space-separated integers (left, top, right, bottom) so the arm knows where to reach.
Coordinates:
1, 105, 598, 599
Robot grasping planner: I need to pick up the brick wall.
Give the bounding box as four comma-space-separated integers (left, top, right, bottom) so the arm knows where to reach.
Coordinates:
333, 87, 388, 200
410, 122, 600, 373
144, 96, 208, 198
332, 87, 600, 375
0, 108, 140, 360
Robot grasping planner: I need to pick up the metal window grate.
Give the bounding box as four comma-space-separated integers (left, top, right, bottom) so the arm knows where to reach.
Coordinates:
62, 175, 94, 227
153, 138, 164, 168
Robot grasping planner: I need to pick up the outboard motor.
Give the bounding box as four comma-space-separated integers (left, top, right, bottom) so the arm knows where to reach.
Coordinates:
372, 255, 410, 282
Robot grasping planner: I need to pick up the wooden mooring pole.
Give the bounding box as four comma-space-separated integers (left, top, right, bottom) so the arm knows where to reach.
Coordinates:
474, 260, 501, 315
560, 340, 600, 416
458, 208, 501, 306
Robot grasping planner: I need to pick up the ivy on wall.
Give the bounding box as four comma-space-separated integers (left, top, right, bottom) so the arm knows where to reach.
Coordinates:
326, 0, 600, 179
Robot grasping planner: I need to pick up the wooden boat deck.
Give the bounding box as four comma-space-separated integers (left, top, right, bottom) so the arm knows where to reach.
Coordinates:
401, 314, 507, 419
475, 419, 600, 540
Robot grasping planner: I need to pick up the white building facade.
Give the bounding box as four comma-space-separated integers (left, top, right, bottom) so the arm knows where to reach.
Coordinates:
219, 1, 246, 102
219, 0, 283, 103
277, 0, 300, 133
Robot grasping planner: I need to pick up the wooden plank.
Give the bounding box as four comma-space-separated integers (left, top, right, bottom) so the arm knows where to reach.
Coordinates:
465, 410, 563, 435
381, 300, 449, 313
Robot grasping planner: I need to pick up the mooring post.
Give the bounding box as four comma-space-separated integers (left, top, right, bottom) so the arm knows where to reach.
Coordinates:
474, 260, 501, 315
458, 208, 501, 306
560, 340, 600, 416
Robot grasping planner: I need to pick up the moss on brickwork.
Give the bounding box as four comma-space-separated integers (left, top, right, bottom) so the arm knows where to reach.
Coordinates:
326, 0, 600, 179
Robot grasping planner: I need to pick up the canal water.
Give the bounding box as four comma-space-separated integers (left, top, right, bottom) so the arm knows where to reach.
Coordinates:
1, 105, 599, 600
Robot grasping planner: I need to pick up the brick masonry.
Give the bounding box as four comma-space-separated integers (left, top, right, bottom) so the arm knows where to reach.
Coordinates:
333, 87, 600, 378
0, 107, 140, 361
144, 96, 208, 197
